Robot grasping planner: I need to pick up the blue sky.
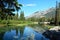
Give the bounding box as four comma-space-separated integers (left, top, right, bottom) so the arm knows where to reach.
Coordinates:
18, 0, 60, 17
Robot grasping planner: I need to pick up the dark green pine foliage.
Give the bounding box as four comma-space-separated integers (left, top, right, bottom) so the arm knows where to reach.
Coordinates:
0, 0, 22, 20
55, 1, 60, 26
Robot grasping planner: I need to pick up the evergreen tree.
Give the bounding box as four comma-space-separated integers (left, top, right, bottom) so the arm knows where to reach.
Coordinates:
20, 11, 25, 20
0, 0, 22, 20
55, 1, 60, 26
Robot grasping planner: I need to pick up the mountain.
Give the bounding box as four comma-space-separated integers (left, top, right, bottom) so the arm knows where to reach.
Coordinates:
44, 8, 55, 19
26, 7, 56, 19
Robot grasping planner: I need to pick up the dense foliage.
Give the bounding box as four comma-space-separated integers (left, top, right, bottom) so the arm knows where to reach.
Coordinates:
0, 0, 22, 20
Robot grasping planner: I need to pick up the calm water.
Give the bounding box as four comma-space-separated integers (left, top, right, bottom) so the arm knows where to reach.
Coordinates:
0, 25, 49, 40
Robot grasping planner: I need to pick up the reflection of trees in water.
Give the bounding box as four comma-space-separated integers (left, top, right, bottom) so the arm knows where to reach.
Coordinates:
13, 27, 19, 40
20, 26, 25, 39
0, 32, 5, 40
15, 27, 18, 36
0, 26, 25, 40
0, 26, 13, 40
15, 26, 25, 39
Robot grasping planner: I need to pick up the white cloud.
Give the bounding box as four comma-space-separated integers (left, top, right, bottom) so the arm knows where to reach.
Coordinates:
23, 4, 36, 7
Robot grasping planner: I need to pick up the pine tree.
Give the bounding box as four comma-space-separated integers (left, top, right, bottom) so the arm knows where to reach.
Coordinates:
55, 1, 60, 26
20, 11, 25, 20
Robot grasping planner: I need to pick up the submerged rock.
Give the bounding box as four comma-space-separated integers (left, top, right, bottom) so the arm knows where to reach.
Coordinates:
43, 26, 60, 40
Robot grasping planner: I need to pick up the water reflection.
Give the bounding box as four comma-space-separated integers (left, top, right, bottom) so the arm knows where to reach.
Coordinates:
0, 32, 5, 40
2, 26, 49, 40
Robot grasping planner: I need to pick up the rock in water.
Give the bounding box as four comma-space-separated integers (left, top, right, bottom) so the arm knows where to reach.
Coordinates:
43, 26, 60, 40
49, 26, 60, 31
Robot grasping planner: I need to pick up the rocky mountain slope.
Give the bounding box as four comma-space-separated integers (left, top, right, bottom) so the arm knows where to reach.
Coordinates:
26, 7, 56, 19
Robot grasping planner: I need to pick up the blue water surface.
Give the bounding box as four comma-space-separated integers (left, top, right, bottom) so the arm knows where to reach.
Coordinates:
3, 27, 49, 40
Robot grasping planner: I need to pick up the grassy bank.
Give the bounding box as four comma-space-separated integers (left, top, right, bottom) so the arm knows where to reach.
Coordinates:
0, 20, 38, 26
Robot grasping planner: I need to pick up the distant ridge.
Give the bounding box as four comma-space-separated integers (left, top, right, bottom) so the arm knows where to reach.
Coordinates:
26, 7, 56, 19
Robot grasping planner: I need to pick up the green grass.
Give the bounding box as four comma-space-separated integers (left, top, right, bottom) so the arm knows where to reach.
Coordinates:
0, 20, 37, 26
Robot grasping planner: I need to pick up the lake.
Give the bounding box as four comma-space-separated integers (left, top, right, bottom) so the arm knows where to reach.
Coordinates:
0, 25, 49, 40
